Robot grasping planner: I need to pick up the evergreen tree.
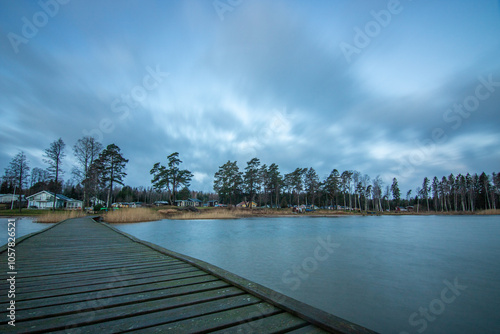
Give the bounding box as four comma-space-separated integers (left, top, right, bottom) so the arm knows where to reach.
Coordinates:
422, 177, 430, 211
259, 164, 269, 206
341, 170, 353, 209
178, 186, 191, 200
479, 172, 492, 210
213, 161, 242, 205
267, 163, 282, 208
304, 167, 319, 206
290, 168, 306, 206
432, 176, 440, 211
150, 152, 193, 205
441, 176, 449, 212
95, 144, 128, 207
324, 169, 340, 207
243, 158, 260, 208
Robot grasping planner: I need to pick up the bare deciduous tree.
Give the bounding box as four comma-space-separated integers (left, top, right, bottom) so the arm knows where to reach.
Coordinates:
73, 136, 103, 208
4, 151, 30, 212
43, 138, 66, 210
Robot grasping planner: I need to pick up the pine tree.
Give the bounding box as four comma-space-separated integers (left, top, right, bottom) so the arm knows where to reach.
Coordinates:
324, 169, 340, 208
243, 158, 260, 208
267, 163, 282, 208
95, 144, 128, 207
213, 161, 242, 205
422, 177, 430, 211
150, 152, 193, 206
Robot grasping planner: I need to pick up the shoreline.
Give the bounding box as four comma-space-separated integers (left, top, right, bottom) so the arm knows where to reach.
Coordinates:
1, 208, 498, 224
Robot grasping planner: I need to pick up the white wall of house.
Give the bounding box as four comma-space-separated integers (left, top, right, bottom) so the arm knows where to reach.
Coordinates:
27, 191, 81, 209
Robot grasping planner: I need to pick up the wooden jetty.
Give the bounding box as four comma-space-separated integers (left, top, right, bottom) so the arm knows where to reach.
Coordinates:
0, 217, 377, 333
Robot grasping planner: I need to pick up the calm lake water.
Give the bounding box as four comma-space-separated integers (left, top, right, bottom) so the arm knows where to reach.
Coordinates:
0, 217, 54, 246
115, 215, 500, 334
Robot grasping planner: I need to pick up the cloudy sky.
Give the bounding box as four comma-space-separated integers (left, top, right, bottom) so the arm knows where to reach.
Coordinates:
1, 0, 499, 194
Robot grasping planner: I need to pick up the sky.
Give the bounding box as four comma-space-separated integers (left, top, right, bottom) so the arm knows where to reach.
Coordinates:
1, 0, 499, 194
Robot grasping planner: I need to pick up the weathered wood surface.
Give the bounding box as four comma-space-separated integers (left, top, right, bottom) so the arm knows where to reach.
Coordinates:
0, 217, 377, 333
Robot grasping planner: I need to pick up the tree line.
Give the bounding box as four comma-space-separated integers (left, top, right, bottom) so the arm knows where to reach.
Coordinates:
2, 136, 128, 211
2, 142, 212, 211
213, 157, 500, 212
3, 143, 499, 213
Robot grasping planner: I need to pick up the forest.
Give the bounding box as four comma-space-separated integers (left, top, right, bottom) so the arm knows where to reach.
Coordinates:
2, 136, 499, 212
213, 158, 499, 212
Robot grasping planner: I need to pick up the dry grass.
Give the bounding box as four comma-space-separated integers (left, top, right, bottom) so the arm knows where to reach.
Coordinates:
156, 208, 241, 220
36, 210, 87, 223
157, 209, 178, 215
103, 208, 162, 223
170, 209, 241, 220
476, 209, 500, 215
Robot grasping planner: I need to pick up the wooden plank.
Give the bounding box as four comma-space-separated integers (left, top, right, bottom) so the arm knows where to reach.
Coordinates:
210, 312, 312, 333
130, 302, 283, 333
3, 275, 219, 310
1, 266, 199, 293
0, 270, 210, 302
49, 295, 264, 333
11, 287, 246, 333
0, 258, 182, 279
8, 251, 165, 262
8, 280, 231, 320
0, 262, 193, 289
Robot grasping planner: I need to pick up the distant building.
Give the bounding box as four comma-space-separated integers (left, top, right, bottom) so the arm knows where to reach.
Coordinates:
89, 197, 105, 207
236, 201, 257, 208
111, 202, 142, 208
0, 194, 26, 203
188, 198, 202, 207
27, 191, 82, 209
207, 200, 219, 207
175, 198, 202, 207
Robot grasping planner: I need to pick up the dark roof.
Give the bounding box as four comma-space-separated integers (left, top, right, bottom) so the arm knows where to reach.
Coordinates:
26, 190, 80, 202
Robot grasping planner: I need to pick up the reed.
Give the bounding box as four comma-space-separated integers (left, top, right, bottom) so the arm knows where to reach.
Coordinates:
476, 209, 500, 215
103, 207, 162, 223
36, 210, 87, 223
170, 209, 241, 220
